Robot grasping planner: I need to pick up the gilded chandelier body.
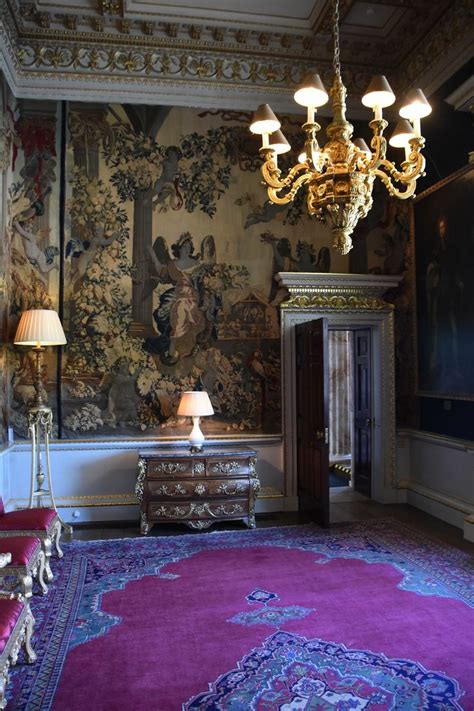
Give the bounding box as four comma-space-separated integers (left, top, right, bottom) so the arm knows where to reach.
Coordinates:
250, 0, 430, 255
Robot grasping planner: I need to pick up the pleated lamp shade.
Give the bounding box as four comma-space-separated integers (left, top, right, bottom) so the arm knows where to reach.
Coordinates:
177, 391, 214, 417
14, 309, 67, 347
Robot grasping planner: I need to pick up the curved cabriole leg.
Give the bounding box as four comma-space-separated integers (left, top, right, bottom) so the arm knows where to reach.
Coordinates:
20, 575, 33, 600
140, 512, 149, 536
246, 514, 256, 529
43, 538, 54, 582
53, 521, 63, 558
37, 551, 48, 595
24, 611, 36, 664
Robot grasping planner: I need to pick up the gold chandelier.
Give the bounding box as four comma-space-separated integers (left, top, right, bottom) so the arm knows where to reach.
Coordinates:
249, 0, 431, 255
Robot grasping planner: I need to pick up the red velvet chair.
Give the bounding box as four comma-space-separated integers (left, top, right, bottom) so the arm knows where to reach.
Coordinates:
0, 537, 48, 598
0, 501, 62, 583
0, 553, 36, 709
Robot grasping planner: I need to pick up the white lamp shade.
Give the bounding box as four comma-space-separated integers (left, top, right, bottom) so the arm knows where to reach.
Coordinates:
294, 73, 329, 108
177, 391, 214, 417
353, 137, 371, 157
14, 309, 67, 346
389, 118, 416, 148
268, 129, 291, 155
399, 88, 432, 120
362, 75, 396, 109
250, 104, 281, 135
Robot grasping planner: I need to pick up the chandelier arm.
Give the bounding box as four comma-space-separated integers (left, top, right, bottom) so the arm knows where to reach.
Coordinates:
267, 172, 315, 205
365, 135, 387, 171
261, 159, 311, 191
374, 169, 417, 199
377, 151, 425, 184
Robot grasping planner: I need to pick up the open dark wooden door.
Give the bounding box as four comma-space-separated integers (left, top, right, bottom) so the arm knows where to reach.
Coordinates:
353, 329, 372, 496
295, 318, 329, 527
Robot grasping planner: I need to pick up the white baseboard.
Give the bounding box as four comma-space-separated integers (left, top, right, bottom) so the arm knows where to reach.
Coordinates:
406, 488, 470, 530
463, 515, 474, 543
397, 429, 473, 538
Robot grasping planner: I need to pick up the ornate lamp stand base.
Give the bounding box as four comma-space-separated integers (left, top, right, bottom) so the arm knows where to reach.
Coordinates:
28, 406, 73, 536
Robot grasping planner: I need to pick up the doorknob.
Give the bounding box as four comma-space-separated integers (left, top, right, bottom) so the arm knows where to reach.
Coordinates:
365, 418, 372, 427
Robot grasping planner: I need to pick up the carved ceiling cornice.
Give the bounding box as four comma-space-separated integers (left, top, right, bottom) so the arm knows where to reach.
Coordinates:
0, 0, 472, 110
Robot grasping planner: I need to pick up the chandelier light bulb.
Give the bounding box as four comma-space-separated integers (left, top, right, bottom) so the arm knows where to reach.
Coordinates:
268, 129, 291, 155
361, 75, 396, 110
294, 73, 329, 108
389, 119, 416, 148
249, 103, 281, 135
399, 88, 432, 120
298, 150, 307, 163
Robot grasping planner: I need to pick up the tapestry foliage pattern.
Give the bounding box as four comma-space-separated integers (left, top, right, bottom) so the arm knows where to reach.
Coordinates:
1, 92, 414, 439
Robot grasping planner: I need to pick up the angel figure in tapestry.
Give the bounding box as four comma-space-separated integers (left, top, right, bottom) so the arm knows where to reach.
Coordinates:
143, 232, 217, 365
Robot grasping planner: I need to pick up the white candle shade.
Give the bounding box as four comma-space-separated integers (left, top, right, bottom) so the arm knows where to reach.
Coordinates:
14, 309, 67, 347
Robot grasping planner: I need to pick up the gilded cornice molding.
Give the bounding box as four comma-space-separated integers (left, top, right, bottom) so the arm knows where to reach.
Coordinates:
1, 0, 472, 108
1, 2, 359, 108
280, 294, 390, 311
399, 0, 474, 89
277, 272, 401, 311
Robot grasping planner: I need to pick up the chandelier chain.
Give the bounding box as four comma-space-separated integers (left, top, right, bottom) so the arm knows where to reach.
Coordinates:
332, 0, 341, 79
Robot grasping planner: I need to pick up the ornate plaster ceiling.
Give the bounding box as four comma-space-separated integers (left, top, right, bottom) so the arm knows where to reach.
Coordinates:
0, 0, 472, 110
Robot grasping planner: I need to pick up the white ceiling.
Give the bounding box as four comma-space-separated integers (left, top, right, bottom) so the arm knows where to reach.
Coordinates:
35, 0, 328, 31
127, 0, 321, 29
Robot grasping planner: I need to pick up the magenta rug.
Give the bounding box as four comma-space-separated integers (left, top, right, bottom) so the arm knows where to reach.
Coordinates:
8, 520, 474, 709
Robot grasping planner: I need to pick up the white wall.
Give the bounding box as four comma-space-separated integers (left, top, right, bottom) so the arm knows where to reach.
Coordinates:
0, 445, 12, 507
396, 428, 474, 540
5, 437, 286, 525
5, 429, 473, 539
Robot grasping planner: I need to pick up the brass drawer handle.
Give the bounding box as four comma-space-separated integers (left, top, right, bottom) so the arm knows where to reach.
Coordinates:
215, 482, 247, 495
151, 462, 188, 475
211, 461, 241, 474
153, 483, 187, 497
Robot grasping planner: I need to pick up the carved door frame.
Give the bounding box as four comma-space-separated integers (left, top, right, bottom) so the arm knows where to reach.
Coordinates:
277, 272, 402, 506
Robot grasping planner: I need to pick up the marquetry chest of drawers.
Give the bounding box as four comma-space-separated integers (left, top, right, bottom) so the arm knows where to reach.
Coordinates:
135, 446, 259, 534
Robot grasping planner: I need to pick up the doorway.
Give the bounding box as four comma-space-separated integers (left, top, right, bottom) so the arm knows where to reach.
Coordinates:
295, 320, 373, 525
278, 271, 400, 512
328, 329, 372, 497
329, 330, 354, 490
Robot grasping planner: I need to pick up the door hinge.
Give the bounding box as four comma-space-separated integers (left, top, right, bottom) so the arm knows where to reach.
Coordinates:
316, 428, 329, 444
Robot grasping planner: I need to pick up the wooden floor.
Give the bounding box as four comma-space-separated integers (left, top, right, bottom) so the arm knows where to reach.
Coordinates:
70, 494, 473, 555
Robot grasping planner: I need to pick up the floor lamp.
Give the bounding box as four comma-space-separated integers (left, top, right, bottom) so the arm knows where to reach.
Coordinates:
14, 309, 72, 535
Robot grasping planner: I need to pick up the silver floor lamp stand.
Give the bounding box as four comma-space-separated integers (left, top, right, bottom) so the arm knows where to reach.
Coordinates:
27, 349, 73, 536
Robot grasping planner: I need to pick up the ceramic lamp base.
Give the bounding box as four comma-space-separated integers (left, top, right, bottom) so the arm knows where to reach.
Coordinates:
188, 416, 205, 452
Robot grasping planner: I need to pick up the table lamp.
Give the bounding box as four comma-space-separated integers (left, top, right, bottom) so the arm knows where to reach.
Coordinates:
177, 391, 214, 452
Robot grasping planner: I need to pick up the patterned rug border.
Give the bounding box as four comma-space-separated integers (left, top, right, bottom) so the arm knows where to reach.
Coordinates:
9, 517, 473, 709
60, 518, 473, 607
64, 516, 469, 553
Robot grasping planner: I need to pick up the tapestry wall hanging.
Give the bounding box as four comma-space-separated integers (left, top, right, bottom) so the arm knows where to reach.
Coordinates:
3, 97, 413, 440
